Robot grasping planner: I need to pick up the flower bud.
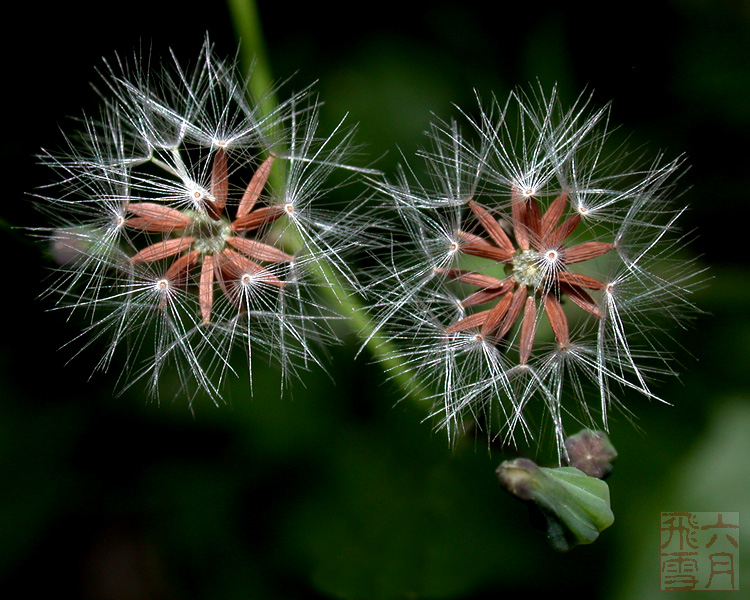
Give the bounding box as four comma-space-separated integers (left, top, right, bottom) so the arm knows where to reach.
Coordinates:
496, 457, 614, 551
49, 226, 119, 266
564, 429, 618, 479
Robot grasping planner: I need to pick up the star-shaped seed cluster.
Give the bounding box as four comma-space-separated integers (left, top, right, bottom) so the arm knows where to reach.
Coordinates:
441, 189, 613, 363
126, 150, 292, 323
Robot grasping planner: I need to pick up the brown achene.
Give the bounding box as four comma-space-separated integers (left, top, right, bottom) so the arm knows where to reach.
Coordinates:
125, 150, 292, 323
441, 189, 613, 364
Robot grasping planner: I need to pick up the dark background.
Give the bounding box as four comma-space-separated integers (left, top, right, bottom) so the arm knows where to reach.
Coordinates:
2, 1, 748, 598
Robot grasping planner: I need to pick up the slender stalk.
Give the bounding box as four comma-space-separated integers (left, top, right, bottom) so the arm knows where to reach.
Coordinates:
226, 0, 277, 118
226, 0, 428, 404
301, 237, 426, 400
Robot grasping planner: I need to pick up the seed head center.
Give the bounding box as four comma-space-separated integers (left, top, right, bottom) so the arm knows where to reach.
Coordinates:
510, 249, 546, 289
187, 212, 232, 255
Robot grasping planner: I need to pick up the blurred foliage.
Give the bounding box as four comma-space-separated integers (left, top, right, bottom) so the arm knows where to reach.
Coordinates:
2, 0, 749, 598
612, 398, 750, 600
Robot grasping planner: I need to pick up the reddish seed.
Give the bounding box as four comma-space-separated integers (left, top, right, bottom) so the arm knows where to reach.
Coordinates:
127, 150, 291, 324
445, 192, 612, 359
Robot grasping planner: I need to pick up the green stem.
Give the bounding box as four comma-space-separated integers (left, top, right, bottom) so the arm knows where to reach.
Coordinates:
226, 0, 277, 118
226, 0, 429, 405
309, 249, 426, 401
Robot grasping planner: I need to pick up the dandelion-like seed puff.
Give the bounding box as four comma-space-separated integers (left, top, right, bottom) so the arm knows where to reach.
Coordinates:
35, 37, 369, 402
369, 85, 702, 456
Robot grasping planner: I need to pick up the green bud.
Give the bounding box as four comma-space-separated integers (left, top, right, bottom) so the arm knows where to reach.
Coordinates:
496, 458, 615, 551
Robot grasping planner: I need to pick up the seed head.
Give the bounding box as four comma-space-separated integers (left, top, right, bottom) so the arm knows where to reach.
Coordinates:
369, 85, 703, 456
34, 36, 368, 403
